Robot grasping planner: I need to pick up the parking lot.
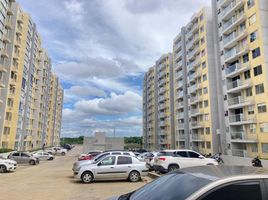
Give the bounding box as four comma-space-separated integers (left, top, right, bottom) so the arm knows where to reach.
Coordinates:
0, 146, 150, 200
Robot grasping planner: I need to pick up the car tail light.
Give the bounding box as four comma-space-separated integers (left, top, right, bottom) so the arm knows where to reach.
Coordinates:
158, 157, 166, 161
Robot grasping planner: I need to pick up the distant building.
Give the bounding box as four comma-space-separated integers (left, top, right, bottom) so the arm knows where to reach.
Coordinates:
83, 132, 124, 152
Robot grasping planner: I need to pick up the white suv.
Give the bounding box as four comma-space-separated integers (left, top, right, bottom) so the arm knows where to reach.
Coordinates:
0, 156, 17, 173
46, 147, 67, 156
153, 149, 218, 173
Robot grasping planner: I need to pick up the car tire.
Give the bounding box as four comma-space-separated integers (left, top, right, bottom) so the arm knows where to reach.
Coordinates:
61, 152, 66, 156
81, 171, 93, 184
128, 171, 140, 182
168, 165, 179, 172
29, 160, 36, 165
0, 165, 7, 173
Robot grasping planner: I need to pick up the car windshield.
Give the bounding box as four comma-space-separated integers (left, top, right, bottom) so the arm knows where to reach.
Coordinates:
128, 172, 211, 200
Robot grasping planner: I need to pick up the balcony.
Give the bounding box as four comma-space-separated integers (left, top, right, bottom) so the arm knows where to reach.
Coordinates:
158, 78, 166, 86
230, 132, 258, 143
228, 96, 254, 109
1, 49, 9, 58
175, 101, 184, 108
192, 134, 204, 141
191, 122, 203, 129
188, 45, 200, 61
159, 120, 168, 127
174, 40, 182, 52
159, 138, 168, 144
158, 87, 166, 94
222, 12, 246, 35
224, 44, 249, 63
188, 73, 195, 83
177, 113, 184, 119
231, 149, 249, 157
9, 78, 17, 86
225, 62, 250, 78
174, 50, 183, 61
158, 95, 165, 102
158, 103, 166, 110
159, 130, 166, 136
175, 60, 183, 69
158, 112, 166, 119
174, 70, 183, 80
177, 123, 184, 130
3, 34, 11, 44
226, 79, 252, 93
190, 108, 203, 116
176, 90, 184, 99
189, 84, 197, 94
178, 134, 185, 140
0, 64, 7, 73
5, 19, 12, 29
176, 80, 183, 89
223, 28, 247, 49
229, 114, 255, 125
221, 0, 245, 21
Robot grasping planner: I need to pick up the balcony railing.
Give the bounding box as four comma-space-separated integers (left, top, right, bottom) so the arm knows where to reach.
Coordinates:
231, 149, 248, 157
189, 73, 195, 82
177, 123, 184, 129
227, 79, 251, 91
225, 62, 249, 76
229, 114, 255, 124
231, 131, 257, 141
177, 113, 184, 119
175, 70, 183, 79
189, 84, 197, 93
176, 90, 183, 98
222, 11, 245, 32
224, 44, 249, 61
228, 96, 246, 106
221, 0, 244, 19
223, 28, 246, 46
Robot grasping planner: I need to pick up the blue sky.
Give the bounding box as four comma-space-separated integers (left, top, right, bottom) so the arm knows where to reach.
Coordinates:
17, 0, 210, 138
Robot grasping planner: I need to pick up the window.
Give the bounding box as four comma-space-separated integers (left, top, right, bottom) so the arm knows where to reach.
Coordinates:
204, 100, 208, 107
254, 65, 262, 76
117, 156, 132, 165
206, 142, 211, 149
255, 83, 264, 94
260, 123, 268, 133
201, 38, 205, 45
188, 151, 200, 158
247, 0, 255, 9
248, 105, 254, 115
203, 87, 208, 94
201, 50, 206, 57
123, 152, 130, 155
202, 181, 262, 200
206, 127, 210, 134
200, 26, 204, 33
262, 143, 268, 153
244, 70, 251, 79
257, 103, 266, 113
252, 144, 258, 152
3, 127, 10, 135
204, 114, 209, 121
176, 151, 188, 157
250, 124, 256, 133
21, 153, 30, 157
249, 14, 256, 25
250, 31, 257, 42
243, 54, 249, 63
246, 88, 252, 97
99, 156, 115, 166
203, 74, 207, 81
202, 62, 206, 69
200, 14, 204, 21
252, 47, 261, 59
12, 153, 19, 156
201, 142, 205, 148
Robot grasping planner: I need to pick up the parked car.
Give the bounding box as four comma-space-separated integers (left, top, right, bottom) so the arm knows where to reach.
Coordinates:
0, 156, 17, 173
62, 144, 73, 151
109, 165, 268, 200
153, 149, 218, 173
137, 152, 158, 171
32, 151, 54, 161
78, 151, 102, 161
46, 147, 67, 156
72, 151, 136, 174
8, 152, 39, 165
74, 155, 148, 183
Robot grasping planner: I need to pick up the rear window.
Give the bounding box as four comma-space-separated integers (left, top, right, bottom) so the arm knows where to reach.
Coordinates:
130, 172, 211, 200
157, 151, 176, 156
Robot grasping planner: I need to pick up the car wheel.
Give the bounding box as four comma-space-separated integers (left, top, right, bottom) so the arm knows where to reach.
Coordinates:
0, 165, 7, 173
61, 152, 66, 156
129, 171, 140, 182
168, 165, 179, 172
29, 160, 36, 165
81, 171, 93, 184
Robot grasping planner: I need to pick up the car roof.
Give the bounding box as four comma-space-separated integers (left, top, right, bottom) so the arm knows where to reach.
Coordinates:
159, 149, 195, 152
173, 165, 268, 182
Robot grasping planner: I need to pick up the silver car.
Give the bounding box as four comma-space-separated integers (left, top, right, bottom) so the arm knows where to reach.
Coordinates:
74, 155, 148, 183
8, 152, 39, 165
72, 151, 136, 174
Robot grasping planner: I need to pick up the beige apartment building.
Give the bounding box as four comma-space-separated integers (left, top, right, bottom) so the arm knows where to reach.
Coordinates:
143, 54, 175, 150
213, 0, 268, 158
0, 1, 63, 151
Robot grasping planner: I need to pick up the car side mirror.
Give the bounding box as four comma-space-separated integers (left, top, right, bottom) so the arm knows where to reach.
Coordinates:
97, 162, 102, 166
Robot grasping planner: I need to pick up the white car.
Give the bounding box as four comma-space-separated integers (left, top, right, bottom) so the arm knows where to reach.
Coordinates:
74, 155, 148, 183
46, 147, 67, 156
72, 151, 136, 174
0, 156, 17, 173
32, 151, 54, 161
153, 149, 218, 173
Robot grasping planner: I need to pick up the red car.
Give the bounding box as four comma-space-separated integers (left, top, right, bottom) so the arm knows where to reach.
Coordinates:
78, 151, 102, 161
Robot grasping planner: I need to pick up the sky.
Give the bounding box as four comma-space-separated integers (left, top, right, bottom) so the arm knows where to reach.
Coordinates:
17, 0, 211, 138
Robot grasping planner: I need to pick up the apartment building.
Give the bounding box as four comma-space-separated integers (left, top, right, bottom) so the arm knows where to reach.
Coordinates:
143, 54, 175, 150
213, 0, 268, 158
0, 1, 64, 151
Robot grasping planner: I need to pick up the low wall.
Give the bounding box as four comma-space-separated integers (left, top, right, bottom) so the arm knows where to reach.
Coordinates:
222, 155, 268, 168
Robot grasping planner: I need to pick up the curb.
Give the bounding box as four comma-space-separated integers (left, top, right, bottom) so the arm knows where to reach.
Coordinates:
148, 172, 161, 179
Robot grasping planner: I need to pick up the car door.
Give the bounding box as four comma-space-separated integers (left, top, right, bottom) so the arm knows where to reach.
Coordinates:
21, 153, 30, 164
115, 156, 133, 179
199, 180, 265, 200
186, 151, 204, 167
174, 151, 189, 168
95, 156, 116, 180
11, 152, 21, 163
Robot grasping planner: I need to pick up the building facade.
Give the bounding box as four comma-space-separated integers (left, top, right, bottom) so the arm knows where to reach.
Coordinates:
143, 54, 175, 150
0, 1, 63, 151
214, 0, 268, 158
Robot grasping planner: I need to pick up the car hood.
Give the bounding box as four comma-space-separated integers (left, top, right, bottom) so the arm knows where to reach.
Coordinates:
0, 158, 17, 164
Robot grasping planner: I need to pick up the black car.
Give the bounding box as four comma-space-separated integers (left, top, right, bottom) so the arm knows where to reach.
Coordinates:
62, 144, 72, 150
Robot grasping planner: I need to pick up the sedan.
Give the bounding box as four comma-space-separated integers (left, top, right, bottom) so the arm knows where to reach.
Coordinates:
74, 155, 148, 184
109, 165, 268, 200
32, 151, 54, 161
